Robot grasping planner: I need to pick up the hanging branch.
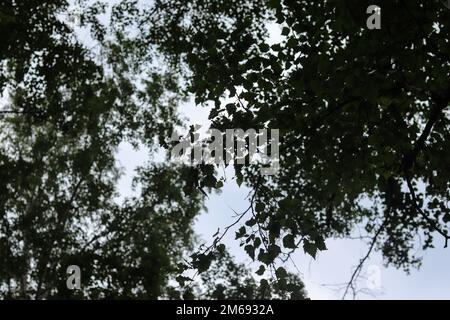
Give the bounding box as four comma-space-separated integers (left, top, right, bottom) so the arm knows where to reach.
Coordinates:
405, 176, 449, 248
342, 217, 388, 300
401, 100, 449, 247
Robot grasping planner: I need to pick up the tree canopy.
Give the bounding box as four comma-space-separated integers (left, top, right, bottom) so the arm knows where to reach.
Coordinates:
0, 0, 449, 299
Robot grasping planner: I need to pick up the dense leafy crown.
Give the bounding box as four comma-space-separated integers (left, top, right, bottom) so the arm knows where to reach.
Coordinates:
136, 0, 450, 292
0, 0, 449, 299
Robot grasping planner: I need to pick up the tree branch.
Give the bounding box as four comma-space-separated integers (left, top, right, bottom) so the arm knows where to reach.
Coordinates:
342, 218, 388, 300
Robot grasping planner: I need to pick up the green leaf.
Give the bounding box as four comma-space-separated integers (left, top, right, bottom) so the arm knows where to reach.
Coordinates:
260, 278, 270, 290
303, 240, 317, 259
245, 218, 257, 227
275, 266, 288, 279
226, 103, 236, 115
245, 244, 255, 260
236, 175, 243, 187
195, 253, 213, 273
235, 226, 246, 239
283, 234, 296, 249
256, 265, 266, 276
271, 44, 281, 52
265, 244, 281, 264
260, 43, 270, 52
443, 213, 450, 223
315, 236, 327, 251
175, 275, 193, 286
